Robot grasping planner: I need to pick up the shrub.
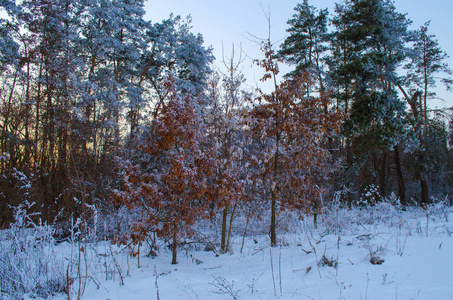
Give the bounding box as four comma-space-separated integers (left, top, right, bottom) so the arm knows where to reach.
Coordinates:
0, 202, 66, 299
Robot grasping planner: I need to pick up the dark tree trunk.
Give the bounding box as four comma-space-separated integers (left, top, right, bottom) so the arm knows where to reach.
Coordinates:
226, 203, 237, 252
270, 190, 277, 247
271, 130, 280, 248
171, 226, 178, 265
313, 198, 319, 229
378, 151, 387, 198
346, 137, 353, 207
220, 205, 228, 253
419, 153, 429, 207
420, 176, 429, 207
393, 145, 407, 206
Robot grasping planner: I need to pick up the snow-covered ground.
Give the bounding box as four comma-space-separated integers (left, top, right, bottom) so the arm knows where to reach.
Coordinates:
3, 202, 453, 300
78, 235, 452, 300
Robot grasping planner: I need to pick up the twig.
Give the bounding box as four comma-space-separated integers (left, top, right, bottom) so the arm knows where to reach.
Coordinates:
193, 229, 219, 255
240, 217, 250, 254
137, 243, 140, 269
209, 275, 239, 299
426, 213, 429, 238
252, 247, 265, 256
365, 273, 370, 300
66, 264, 72, 300
292, 267, 312, 274
154, 265, 160, 300
279, 247, 282, 294
336, 235, 340, 276
109, 245, 124, 286
127, 255, 130, 276
269, 248, 277, 296
301, 248, 312, 254
308, 239, 322, 279
74, 276, 100, 290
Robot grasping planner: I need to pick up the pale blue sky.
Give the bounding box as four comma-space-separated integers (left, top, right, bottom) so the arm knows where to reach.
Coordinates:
146, 0, 453, 108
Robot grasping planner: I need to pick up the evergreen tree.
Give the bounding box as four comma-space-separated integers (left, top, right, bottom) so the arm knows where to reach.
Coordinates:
400, 22, 452, 205
279, 0, 329, 94
0, 0, 19, 70
331, 0, 411, 201
139, 15, 214, 119
78, 0, 148, 148
13, 0, 87, 220
404, 22, 452, 133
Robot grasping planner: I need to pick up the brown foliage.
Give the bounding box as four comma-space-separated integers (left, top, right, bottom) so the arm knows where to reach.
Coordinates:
248, 40, 343, 246
114, 74, 215, 263
249, 74, 342, 210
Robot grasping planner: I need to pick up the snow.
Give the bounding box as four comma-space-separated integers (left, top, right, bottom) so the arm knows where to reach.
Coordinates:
33, 205, 453, 300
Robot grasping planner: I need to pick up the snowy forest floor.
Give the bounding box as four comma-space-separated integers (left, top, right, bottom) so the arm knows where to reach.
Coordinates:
2, 202, 453, 300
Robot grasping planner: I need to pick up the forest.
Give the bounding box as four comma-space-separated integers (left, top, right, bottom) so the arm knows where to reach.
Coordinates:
0, 0, 452, 298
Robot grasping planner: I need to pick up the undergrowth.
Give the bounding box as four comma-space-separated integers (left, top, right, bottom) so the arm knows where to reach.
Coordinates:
0, 196, 451, 299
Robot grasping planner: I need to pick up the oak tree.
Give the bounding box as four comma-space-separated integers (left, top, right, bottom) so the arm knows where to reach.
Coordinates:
114, 74, 214, 264
249, 41, 342, 246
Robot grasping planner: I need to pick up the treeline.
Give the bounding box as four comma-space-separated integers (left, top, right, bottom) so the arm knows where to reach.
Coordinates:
0, 0, 213, 229
280, 0, 453, 209
1, 0, 452, 263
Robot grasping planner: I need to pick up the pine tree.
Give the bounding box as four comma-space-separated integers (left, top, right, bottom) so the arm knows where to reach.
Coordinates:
279, 0, 330, 94
405, 22, 452, 128
400, 22, 452, 205
331, 0, 410, 202
78, 0, 148, 150
138, 15, 214, 119
14, 0, 86, 220
0, 0, 19, 70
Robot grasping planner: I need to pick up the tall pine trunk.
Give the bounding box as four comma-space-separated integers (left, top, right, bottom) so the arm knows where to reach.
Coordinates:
420, 176, 429, 207
378, 151, 387, 198
393, 145, 407, 206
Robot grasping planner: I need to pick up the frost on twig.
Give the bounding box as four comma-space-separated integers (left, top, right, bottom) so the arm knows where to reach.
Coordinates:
209, 275, 240, 299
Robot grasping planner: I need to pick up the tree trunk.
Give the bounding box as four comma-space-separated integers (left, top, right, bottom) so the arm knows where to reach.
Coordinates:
270, 190, 277, 247
345, 137, 353, 207
419, 153, 429, 207
378, 151, 387, 198
313, 212, 318, 229
220, 205, 228, 253
171, 225, 178, 265
393, 145, 406, 206
225, 202, 237, 252
313, 198, 319, 229
420, 177, 429, 207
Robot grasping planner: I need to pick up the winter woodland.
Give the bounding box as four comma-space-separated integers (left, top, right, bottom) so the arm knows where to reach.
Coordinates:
0, 0, 452, 298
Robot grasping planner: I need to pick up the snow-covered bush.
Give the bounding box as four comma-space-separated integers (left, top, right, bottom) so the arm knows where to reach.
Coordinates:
358, 184, 381, 206
321, 193, 353, 234
322, 193, 408, 234
0, 202, 66, 299
425, 197, 452, 221
354, 201, 402, 227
